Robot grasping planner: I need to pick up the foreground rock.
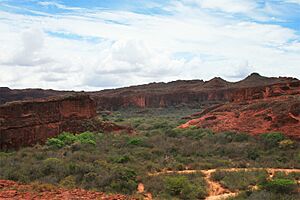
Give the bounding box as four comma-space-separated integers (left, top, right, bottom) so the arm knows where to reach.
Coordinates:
0, 95, 97, 149
0, 180, 133, 200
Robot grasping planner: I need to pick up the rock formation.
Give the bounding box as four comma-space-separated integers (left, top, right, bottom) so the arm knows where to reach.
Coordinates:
179, 86, 300, 138
0, 95, 97, 149
0, 87, 73, 105
91, 73, 298, 110
1, 73, 298, 110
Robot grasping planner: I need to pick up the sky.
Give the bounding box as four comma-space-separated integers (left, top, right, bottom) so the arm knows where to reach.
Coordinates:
0, 0, 299, 91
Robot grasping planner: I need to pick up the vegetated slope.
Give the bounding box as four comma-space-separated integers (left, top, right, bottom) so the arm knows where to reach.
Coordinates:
180, 93, 300, 138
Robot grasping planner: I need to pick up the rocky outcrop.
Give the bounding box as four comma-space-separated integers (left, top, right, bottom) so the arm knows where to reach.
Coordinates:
179, 95, 300, 138
0, 95, 97, 149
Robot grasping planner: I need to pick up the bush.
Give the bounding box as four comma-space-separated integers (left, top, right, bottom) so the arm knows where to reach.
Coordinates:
57, 132, 77, 145
211, 170, 268, 191
109, 167, 138, 194
42, 158, 63, 176
279, 139, 295, 149
76, 132, 96, 145
46, 138, 64, 148
143, 173, 207, 199
260, 132, 285, 148
46, 132, 96, 148
127, 138, 144, 146
260, 178, 297, 194
59, 175, 76, 189
230, 190, 300, 200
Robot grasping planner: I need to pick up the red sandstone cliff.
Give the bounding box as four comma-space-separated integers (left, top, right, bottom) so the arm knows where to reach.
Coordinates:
0, 95, 97, 149
91, 73, 299, 110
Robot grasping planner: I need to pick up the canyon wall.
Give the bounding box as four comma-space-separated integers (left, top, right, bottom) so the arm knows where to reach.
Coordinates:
94, 81, 300, 110
1, 74, 298, 111
0, 95, 97, 149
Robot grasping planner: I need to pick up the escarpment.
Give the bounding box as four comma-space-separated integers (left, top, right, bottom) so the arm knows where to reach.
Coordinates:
0, 95, 97, 149
1, 73, 298, 111
92, 75, 299, 110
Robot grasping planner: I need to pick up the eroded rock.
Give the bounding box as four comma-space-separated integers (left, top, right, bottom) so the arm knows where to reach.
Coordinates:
0, 95, 96, 149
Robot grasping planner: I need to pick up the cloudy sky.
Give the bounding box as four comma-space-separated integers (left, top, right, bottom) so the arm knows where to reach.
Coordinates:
0, 0, 299, 90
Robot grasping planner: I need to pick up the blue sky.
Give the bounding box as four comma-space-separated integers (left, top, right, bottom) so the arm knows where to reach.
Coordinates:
0, 0, 299, 90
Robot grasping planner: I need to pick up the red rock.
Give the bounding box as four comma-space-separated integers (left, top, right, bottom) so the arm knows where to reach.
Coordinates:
1, 74, 298, 110
0, 95, 97, 149
92, 74, 299, 110
0, 180, 135, 200
179, 95, 300, 139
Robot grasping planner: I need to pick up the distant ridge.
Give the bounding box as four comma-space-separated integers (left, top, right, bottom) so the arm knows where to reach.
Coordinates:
1, 73, 299, 109
233, 72, 297, 87
203, 77, 231, 88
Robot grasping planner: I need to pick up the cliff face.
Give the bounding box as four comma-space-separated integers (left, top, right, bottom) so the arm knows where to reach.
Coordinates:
93, 80, 300, 110
1, 74, 298, 110
0, 95, 97, 149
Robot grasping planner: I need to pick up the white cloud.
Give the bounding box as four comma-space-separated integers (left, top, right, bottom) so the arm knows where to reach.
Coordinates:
3, 28, 52, 66
185, 0, 257, 13
37, 1, 81, 10
285, 0, 300, 4
0, 1, 299, 90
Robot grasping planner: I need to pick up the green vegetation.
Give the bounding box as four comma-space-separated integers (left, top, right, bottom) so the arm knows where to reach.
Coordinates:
230, 190, 300, 200
260, 132, 285, 148
46, 132, 96, 148
0, 108, 299, 199
211, 170, 268, 191
260, 178, 297, 194
143, 173, 207, 199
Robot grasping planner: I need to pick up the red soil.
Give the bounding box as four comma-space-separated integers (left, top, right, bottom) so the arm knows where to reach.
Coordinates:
0, 180, 133, 200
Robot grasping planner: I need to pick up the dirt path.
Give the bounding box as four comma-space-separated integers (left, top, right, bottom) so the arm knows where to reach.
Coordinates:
146, 167, 300, 200
148, 168, 300, 177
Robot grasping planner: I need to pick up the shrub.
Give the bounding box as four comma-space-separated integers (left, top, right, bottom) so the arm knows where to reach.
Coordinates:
59, 175, 76, 189
110, 155, 130, 164
260, 132, 285, 148
260, 178, 297, 194
109, 167, 138, 194
279, 139, 295, 149
30, 181, 57, 192
46, 138, 64, 148
42, 158, 63, 175
127, 138, 144, 146
57, 132, 77, 145
164, 175, 207, 199
76, 132, 96, 145
46, 132, 96, 148
143, 173, 207, 199
212, 170, 268, 191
